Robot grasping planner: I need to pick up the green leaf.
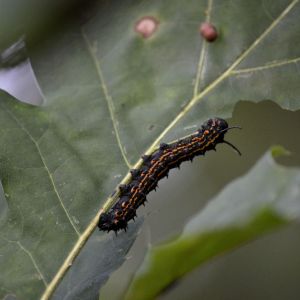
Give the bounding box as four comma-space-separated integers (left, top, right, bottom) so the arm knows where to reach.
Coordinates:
125, 147, 300, 300
271, 145, 291, 158
0, 0, 300, 299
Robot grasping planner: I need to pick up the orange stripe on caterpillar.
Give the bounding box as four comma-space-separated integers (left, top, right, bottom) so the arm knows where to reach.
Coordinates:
98, 118, 241, 233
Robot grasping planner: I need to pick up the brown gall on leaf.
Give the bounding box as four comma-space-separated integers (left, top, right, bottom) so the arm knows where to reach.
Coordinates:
199, 22, 218, 42
135, 16, 159, 39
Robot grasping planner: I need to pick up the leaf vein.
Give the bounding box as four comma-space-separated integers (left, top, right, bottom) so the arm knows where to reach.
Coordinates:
193, 0, 213, 96
0, 236, 48, 288
17, 241, 48, 287
1, 103, 81, 237
231, 57, 300, 74
81, 28, 133, 169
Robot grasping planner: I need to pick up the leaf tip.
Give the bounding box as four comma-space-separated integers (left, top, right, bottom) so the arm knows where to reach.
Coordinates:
270, 145, 291, 158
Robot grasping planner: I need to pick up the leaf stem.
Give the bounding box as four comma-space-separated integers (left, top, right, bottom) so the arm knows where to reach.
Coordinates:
40, 210, 103, 300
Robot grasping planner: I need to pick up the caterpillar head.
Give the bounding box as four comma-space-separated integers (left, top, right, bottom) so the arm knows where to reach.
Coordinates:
202, 118, 241, 155
204, 117, 228, 133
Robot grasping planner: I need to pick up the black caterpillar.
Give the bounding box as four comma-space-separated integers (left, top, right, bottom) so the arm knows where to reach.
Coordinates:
98, 118, 241, 233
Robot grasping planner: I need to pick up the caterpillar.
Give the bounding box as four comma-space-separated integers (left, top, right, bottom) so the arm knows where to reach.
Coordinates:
98, 118, 241, 233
